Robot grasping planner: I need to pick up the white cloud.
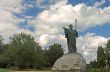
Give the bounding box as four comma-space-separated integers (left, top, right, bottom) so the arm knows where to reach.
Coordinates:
0, 0, 23, 13
33, 0, 110, 36
37, 32, 109, 63
36, 0, 68, 9
0, 0, 33, 43
77, 33, 108, 63
38, 34, 67, 50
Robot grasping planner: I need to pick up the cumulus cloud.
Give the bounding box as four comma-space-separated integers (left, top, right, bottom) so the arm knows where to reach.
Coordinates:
77, 33, 108, 63
0, 0, 33, 43
33, 0, 110, 36
38, 34, 67, 49
0, 0, 23, 13
0, 0, 21, 34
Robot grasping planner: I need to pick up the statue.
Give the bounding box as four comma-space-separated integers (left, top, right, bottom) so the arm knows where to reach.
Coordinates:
52, 20, 86, 72
63, 20, 78, 53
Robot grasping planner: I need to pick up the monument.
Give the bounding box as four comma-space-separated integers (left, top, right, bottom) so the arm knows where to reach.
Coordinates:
52, 20, 86, 72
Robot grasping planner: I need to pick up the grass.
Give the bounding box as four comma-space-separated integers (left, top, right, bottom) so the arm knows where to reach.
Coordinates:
0, 68, 110, 72
86, 68, 110, 72
12, 71, 52, 72
0, 68, 11, 72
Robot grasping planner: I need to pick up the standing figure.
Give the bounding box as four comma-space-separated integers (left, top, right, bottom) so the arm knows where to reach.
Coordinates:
63, 24, 78, 53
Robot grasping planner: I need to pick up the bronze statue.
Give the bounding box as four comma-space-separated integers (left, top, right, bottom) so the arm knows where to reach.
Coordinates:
63, 20, 78, 53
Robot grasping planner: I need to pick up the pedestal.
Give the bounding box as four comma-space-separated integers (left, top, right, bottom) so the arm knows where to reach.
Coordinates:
52, 53, 86, 72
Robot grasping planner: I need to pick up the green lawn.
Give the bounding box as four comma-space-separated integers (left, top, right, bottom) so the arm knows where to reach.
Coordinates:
0, 68, 52, 72
1, 68, 110, 72
12, 71, 52, 72
0, 68, 11, 72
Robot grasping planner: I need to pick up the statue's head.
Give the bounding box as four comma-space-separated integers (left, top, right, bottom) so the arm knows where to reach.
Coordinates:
69, 24, 73, 29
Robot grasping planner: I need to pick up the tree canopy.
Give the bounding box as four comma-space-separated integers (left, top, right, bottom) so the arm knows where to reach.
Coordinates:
44, 44, 64, 67
0, 33, 64, 69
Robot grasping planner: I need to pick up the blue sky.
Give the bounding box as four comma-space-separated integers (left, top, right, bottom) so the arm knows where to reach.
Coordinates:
79, 23, 110, 37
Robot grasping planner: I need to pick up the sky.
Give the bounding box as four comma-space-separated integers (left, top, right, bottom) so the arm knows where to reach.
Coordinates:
0, 0, 110, 63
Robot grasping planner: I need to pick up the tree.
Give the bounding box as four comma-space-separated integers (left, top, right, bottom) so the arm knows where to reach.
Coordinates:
105, 39, 110, 67
106, 40, 110, 49
45, 44, 64, 67
90, 60, 97, 68
0, 35, 8, 68
97, 46, 105, 67
0, 33, 65, 69
0, 35, 4, 54
4, 33, 41, 69
33, 43, 49, 69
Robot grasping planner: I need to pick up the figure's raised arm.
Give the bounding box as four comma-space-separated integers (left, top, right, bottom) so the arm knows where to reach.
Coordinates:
63, 27, 67, 30
63, 27, 68, 38
63, 27, 65, 29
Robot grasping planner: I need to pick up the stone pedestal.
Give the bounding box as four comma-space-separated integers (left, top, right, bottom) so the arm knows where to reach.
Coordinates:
52, 53, 86, 72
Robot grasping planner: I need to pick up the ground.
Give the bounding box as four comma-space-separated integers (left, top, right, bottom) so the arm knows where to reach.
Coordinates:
12, 71, 51, 72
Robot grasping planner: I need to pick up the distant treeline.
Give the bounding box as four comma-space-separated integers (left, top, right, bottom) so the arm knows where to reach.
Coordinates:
0, 33, 64, 70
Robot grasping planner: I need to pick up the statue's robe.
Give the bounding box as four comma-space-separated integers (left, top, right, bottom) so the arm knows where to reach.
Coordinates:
64, 28, 78, 53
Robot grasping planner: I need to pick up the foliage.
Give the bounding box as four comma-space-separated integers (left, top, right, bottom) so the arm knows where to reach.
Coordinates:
44, 44, 64, 67
0, 33, 64, 70
90, 60, 98, 68
0, 33, 43, 69
90, 39, 110, 68
86, 67, 110, 72
104, 39, 110, 67
4, 33, 37, 68
97, 46, 105, 67
0, 36, 8, 68
0, 35, 5, 54
33, 45, 49, 69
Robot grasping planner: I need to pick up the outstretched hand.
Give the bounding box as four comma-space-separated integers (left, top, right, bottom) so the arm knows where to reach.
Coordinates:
63, 27, 66, 29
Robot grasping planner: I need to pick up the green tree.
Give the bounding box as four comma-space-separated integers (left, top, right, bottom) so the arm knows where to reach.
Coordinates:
45, 44, 64, 67
4, 33, 41, 69
90, 60, 97, 68
0, 35, 8, 68
105, 39, 110, 67
33, 43, 49, 69
97, 46, 105, 68
0, 35, 4, 54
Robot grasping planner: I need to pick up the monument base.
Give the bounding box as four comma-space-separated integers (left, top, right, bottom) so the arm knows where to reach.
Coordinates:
52, 53, 86, 72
